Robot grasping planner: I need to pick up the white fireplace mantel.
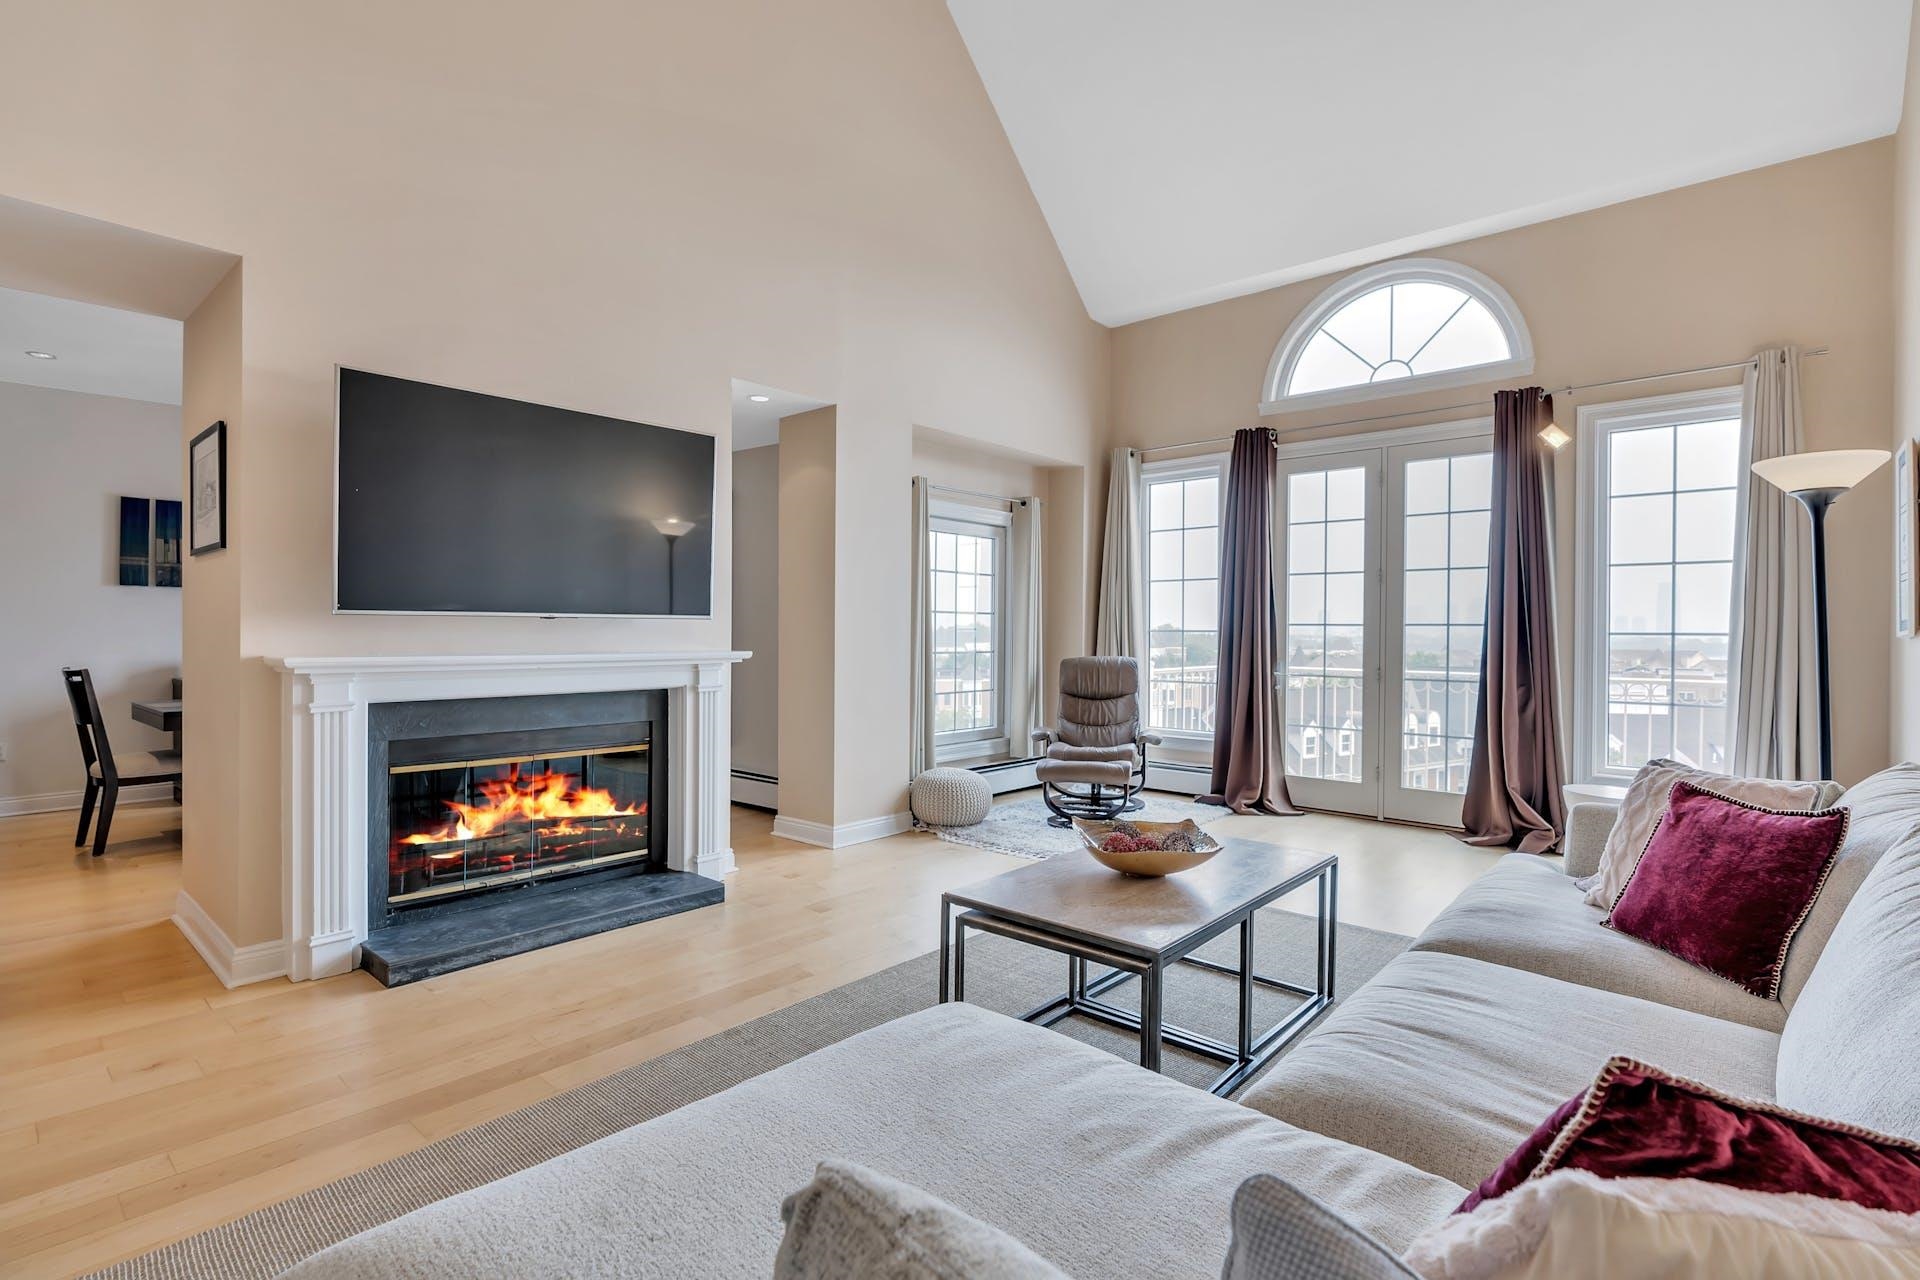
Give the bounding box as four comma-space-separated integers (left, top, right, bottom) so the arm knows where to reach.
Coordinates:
270, 650, 747, 982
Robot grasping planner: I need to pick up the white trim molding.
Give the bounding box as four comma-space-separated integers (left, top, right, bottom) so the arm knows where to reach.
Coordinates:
269, 650, 748, 983
1260, 258, 1534, 416
173, 890, 289, 988
771, 811, 913, 848
0, 782, 172, 817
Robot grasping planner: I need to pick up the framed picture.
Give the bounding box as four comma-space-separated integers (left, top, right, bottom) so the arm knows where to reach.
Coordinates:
1897, 438, 1917, 639
190, 420, 227, 555
153, 498, 182, 587
117, 495, 150, 586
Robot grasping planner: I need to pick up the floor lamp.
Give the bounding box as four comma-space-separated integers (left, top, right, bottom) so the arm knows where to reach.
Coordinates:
1749, 449, 1890, 780
652, 516, 695, 613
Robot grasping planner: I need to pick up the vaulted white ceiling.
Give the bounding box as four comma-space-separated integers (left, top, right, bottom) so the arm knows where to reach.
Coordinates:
947, 1, 1913, 326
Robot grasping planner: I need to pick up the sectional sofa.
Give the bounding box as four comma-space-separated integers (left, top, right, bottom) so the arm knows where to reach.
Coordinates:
289, 763, 1920, 1279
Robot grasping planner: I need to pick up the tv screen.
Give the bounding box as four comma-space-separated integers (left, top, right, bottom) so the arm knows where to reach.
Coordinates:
335, 368, 715, 616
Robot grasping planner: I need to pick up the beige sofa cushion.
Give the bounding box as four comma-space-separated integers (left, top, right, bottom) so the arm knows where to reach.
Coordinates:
1582, 760, 1843, 910
1410, 854, 1785, 1030
1239, 951, 1781, 1189
1779, 762, 1920, 1013
1776, 827, 1920, 1141
285, 1002, 1465, 1280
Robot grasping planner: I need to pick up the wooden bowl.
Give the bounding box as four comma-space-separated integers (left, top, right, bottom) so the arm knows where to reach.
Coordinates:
1074, 817, 1222, 877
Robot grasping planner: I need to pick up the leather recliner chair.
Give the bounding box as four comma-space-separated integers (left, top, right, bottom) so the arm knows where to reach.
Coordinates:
1030, 656, 1162, 828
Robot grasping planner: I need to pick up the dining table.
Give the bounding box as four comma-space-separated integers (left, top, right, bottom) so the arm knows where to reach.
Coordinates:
132, 677, 183, 801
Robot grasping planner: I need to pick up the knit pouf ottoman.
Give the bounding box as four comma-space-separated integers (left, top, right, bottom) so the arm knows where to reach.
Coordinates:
911, 767, 991, 828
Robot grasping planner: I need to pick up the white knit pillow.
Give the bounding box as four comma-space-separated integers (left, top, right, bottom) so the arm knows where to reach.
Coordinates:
1403, 1169, 1920, 1280
776, 1160, 1068, 1280
1581, 760, 1844, 909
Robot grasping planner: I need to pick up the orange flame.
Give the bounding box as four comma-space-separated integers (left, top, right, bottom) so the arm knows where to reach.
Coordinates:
400, 765, 645, 845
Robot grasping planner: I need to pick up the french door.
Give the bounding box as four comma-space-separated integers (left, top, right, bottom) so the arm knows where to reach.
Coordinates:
1277, 430, 1493, 826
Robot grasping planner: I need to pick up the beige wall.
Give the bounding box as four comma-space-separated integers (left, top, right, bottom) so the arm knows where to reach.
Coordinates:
1112, 141, 1898, 784
1894, 2, 1920, 765
776, 408, 839, 828
178, 264, 249, 932
730, 444, 779, 781
0, 1, 1106, 946
0, 382, 182, 804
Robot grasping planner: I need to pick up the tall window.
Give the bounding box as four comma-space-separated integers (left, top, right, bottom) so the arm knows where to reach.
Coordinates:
1576, 390, 1745, 781
1263, 260, 1534, 413
1285, 465, 1368, 781
1399, 451, 1491, 795
1144, 463, 1222, 735
930, 512, 1006, 758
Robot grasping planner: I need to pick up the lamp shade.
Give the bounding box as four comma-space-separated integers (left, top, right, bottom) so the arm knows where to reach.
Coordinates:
1751, 449, 1891, 494
651, 516, 696, 538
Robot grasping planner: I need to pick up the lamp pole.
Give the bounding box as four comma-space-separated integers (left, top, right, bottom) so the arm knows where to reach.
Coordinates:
1751, 448, 1891, 783
651, 517, 695, 615
1786, 487, 1841, 783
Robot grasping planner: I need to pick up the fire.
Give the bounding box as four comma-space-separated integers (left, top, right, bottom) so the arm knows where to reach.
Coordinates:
400, 765, 645, 845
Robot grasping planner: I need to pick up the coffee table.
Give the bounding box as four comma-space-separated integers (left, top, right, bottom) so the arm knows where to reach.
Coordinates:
937, 839, 1337, 1096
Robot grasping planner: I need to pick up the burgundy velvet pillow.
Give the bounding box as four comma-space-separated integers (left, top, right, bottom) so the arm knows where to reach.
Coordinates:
1457, 1092, 1582, 1213
1459, 1057, 1920, 1214
1602, 779, 1848, 998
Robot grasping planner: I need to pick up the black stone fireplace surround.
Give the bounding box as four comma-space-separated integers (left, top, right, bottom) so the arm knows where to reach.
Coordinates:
360, 690, 723, 986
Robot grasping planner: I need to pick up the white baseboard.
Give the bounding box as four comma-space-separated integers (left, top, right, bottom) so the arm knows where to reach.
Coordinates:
172, 890, 288, 988
771, 810, 913, 849
730, 771, 778, 810
0, 782, 174, 818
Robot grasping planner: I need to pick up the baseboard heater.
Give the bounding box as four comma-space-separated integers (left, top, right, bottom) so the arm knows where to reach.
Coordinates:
968, 756, 1040, 796
731, 769, 778, 811
1144, 759, 1209, 797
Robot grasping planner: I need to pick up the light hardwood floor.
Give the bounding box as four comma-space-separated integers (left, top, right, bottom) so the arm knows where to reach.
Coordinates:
0, 795, 1498, 1277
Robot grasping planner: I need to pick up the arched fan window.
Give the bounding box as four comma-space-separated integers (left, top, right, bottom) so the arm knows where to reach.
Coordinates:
1261, 260, 1533, 414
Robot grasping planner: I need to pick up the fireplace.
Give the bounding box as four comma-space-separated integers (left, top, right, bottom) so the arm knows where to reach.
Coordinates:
387, 733, 655, 908
357, 688, 722, 985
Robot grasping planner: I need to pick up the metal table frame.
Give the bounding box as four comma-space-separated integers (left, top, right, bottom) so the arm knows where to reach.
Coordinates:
938, 858, 1336, 1097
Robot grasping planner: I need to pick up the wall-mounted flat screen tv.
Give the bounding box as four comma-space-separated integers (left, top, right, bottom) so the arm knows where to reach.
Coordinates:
335, 368, 715, 616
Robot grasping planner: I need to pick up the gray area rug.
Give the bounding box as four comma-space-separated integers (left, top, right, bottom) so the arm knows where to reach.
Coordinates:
90, 911, 1408, 1280
920, 791, 1223, 858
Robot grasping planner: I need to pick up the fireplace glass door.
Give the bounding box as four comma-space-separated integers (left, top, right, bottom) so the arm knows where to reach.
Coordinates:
387, 741, 651, 906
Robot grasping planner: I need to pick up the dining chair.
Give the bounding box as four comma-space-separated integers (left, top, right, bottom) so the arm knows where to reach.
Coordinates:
62, 667, 182, 857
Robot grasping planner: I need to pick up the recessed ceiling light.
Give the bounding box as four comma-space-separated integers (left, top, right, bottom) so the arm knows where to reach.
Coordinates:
747, 394, 771, 403
24, 350, 56, 360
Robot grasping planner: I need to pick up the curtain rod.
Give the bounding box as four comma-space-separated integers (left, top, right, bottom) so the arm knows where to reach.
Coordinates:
1137, 347, 1831, 455
924, 479, 1030, 507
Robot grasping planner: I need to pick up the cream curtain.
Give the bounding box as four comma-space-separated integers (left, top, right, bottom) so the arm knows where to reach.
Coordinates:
908, 476, 935, 780
1006, 497, 1045, 756
1094, 448, 1145, 683
1732, 347, 1820, 779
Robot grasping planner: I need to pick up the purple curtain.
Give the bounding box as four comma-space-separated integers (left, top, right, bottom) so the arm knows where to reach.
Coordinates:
1201, 427, 1301, 815
1463, 387, 1567, 852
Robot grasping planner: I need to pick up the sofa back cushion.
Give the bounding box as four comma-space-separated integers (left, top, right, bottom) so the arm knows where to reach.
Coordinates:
1777, 826, 1920, 1141
1779, 763, 1920, 1013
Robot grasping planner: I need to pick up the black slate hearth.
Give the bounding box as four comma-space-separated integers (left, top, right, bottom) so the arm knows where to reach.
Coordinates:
361, 868, 724, 987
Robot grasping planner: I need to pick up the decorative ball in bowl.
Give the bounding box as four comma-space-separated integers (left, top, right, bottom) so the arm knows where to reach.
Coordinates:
1074, 817, 1222, 877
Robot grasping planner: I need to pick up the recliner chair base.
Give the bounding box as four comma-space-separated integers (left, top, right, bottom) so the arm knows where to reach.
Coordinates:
1040, 779, 1146, 829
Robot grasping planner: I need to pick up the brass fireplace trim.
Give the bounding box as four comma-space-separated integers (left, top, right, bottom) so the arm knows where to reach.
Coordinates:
388, 741, 649, 776
389, 844, 653, 905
